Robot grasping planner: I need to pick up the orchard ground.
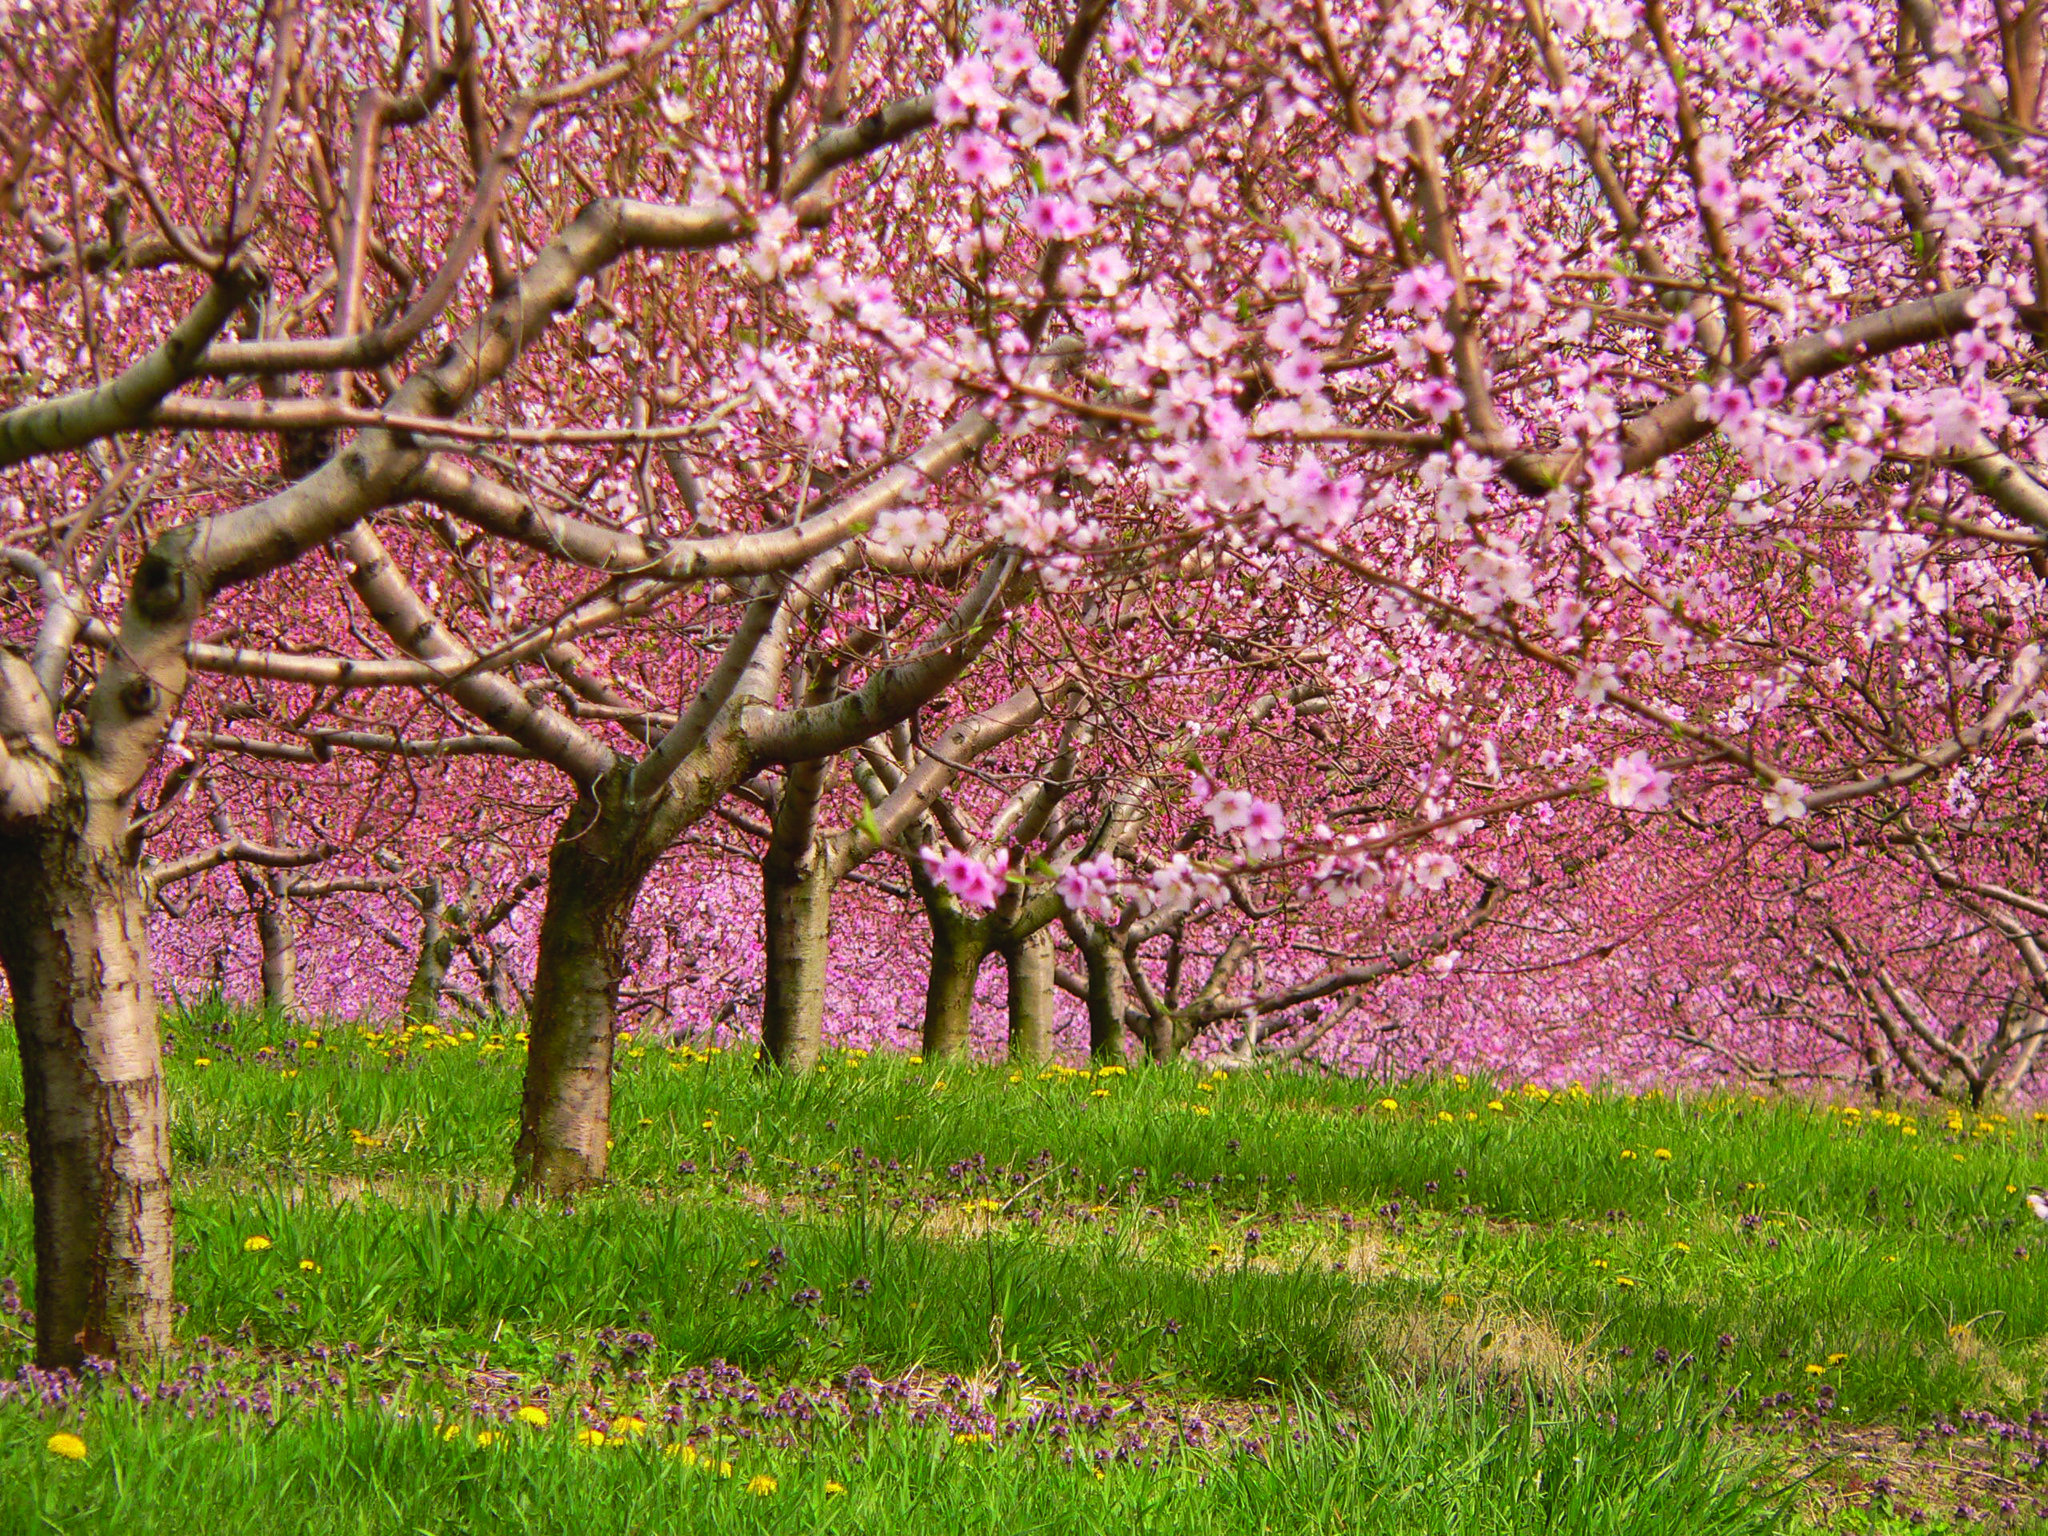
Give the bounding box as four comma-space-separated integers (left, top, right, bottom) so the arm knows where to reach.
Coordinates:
3, 1008, 2048, 1534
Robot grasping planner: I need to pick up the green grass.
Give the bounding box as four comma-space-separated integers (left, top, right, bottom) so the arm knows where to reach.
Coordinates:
0, 1376, 1787, 1536
2, 1002, 2047, 1532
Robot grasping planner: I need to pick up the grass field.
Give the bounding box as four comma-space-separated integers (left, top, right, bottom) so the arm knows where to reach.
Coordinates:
4, 1002, 2048, 1533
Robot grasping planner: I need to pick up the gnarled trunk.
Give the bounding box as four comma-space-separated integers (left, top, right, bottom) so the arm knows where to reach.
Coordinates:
0, 792, 172, 1368
921, 906, 988, 1058
760, 849, 831, 1073
513, 787, 646, 1198
1003, 925, 1056, 1066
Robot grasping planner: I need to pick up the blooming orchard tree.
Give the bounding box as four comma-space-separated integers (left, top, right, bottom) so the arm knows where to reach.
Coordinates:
7, 0, 2048, 1369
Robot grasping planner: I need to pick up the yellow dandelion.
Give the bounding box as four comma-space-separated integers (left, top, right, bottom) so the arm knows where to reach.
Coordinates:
475, 1430, 499, 1448
46, 1432, 86, 1461
666, 1443, 699, 1464
1614, 1275, 1636, 1288
1436, 1111, 1454, 1124
613, 1416, 647, 1437
1591, 1258, 1609, 1269
242, 1235, 272, 1252
1672, 1241, 1691, 1253
576, 1428, 606, 1448
193, 1057, 212, 1068
719, 1461, 734, 1478
299, 1258, 319, 1271
1826, 1353, 1847, 1366
825, 1480, 847, 1495
515, 1405, 549, 1428
1652, 1148, 1672, 1161
1090, 1088, 1109, 1098
745, 1473, 778, 1496
1804, 1363, 1826, 1376
1488, 1100, 1506, 1112
1206, 1242, 1226, 1257
442, 1423, 463, 1442
1378, 1098, 1400, 1111
1620, 1150, 1637, 1161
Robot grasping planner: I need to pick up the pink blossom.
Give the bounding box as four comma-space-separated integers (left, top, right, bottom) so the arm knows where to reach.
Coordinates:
1412, 377, 1466, 422
1605, 751, 1673, 811
1242, 798, 1286, 859
935, 56, 999, 125
976, 7, 1028, 48
1413, 850, 1459, 890
1270, 452, 1360, 533
1205, 786, 1254, 834
989, 33, 1039, 75
1697, 380, 1751, 425
1389, 262, 1456, 315
1056, 853, 1122, 923
945, 132, 1012, 186
1024, 195, 1095, 241
1255, 244, 1295, 290
1761, 779, 1810, 825
1271, 347, 1323, 396
1083, 247, 1131, 294
919, 844, 1010, 911
1037, 141, 1078, 186
1953, 330, 2000, 371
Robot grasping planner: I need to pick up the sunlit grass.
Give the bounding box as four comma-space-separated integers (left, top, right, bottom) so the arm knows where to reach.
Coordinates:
3, 1001, 2047, 1531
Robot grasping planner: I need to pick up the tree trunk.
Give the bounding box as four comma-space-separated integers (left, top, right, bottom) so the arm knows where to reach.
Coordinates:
403, 882, 452, 1023
0, 794, 173, 1368
760, 848, 831, 1073
1003, 925, 1056, 1066
513, 786, 645, 1198
254, 888, 296, 1015
478, 936, 524, 1016
1145, 1008, 1181, 1065
759, 756, 832, 1075
1079, 930, 1128, 1064
921, 906, 988, 1058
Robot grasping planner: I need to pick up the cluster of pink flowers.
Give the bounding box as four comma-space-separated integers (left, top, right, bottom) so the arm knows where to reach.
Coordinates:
919, 846, 1011, 912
